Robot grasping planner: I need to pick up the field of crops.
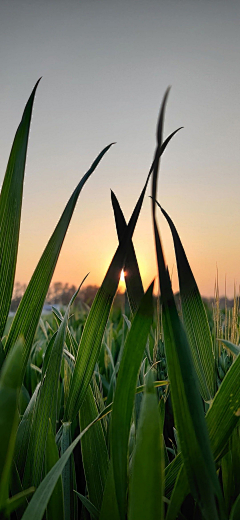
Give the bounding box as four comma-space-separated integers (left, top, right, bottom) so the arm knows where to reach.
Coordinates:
0, 81, 240, 520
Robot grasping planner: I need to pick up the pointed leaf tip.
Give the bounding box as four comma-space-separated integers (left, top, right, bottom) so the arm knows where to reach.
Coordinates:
156, 86, 171, 145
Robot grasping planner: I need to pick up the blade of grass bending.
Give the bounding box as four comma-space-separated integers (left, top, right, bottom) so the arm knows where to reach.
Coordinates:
128, 372, 164, 520
111, 282, 154, 519
79, 384, 109, 511
151, 113, 224, 517
4, 143, 113, 377
0, 338, 23, 508
25, 284, 84, 488
158, 202, 215, 402
0, 80, 40, 338
111, 190, 144, 314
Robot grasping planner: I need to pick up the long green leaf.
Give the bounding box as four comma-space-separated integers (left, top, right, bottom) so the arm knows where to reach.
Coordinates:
158, 203, 215, 401
151, 95, 225, 518
128, 372, 164, 520
111, 282, 154, 519
5, 143, 113, 379
0, 80, 40, 338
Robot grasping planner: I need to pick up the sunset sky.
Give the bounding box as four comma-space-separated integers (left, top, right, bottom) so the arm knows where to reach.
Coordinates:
0, 0, 240, 297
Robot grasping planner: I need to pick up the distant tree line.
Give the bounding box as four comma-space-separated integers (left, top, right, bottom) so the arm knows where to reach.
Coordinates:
10, 282, 236, 314
10, 281, 125, 312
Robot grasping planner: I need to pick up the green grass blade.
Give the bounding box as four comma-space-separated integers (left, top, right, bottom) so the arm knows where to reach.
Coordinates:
111, 190, 144, 314
151, 104, 224, 516
154, 221, 224, 518
45, 420, 64, 520
0, 339, 23, 508
128, 372, 164, 520
4, 143, 113, 378
0, 80, 40, 338
159, 203, 215, 402
79, 384, 109, 511
111, 282, 154, 519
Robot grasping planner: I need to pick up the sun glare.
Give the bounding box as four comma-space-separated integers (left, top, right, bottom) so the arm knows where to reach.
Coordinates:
120, 269, 125, 282
118, 269, 126, 292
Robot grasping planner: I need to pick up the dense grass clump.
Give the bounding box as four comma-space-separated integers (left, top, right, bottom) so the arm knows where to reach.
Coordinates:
0, 81, 239, 520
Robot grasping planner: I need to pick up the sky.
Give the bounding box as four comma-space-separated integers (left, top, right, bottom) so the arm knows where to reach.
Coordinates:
0, 0, 240, 297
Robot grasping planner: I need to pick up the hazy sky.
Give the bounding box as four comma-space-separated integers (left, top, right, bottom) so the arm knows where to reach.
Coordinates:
1, 0, 240, 297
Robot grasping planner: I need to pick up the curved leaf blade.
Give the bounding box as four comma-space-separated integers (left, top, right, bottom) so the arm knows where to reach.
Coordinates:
151, 95, 225, 518
159, 203, 215, 401
5, 143, 113, 379
0, 80, 40, 338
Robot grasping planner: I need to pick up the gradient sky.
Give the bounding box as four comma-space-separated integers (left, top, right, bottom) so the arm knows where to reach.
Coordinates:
0, 0, 240, 297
